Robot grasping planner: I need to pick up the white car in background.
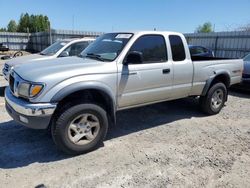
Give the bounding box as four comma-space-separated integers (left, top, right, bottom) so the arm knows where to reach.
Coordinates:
2, 38, 95, 80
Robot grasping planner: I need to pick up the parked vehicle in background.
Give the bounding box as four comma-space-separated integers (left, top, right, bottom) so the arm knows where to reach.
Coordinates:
5, 31, 243, 155
241, 53, 250, 85
2, 38, 95, 80
189, 45, 214, 57
0, 43, 9, 52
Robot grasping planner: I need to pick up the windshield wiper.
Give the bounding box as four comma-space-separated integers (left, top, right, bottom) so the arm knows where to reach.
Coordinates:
83, 53, 105, 62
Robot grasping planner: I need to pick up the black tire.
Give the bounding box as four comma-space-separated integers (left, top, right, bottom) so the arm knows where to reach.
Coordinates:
51, 103, 108, 155
200, 82, 227, 115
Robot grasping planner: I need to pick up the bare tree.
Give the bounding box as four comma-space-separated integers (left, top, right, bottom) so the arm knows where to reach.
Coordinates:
237, 23, 250, 31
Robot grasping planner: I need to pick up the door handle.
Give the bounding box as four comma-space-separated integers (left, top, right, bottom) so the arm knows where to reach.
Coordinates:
128, 72, 137, 75
162, 69, 170, 74
122, 72, 137, 76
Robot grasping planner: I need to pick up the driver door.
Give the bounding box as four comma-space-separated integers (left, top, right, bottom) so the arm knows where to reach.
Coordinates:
117, 35, 173, 108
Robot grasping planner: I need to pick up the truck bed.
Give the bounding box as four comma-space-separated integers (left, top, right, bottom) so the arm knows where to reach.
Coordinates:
190, 56, 243, 96
191, 56, 236, 61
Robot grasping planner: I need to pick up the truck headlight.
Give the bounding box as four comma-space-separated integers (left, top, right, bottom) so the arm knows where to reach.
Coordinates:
18, 82, 30, 97
18, 82, 44, 98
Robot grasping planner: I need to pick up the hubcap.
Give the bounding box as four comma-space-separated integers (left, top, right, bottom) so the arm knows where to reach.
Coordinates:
211, 89, 224, 110
68, 113, 100, 145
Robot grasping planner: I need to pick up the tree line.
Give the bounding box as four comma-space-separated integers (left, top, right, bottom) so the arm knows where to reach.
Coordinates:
0, 13, 50, 33
195, 22, 250, 33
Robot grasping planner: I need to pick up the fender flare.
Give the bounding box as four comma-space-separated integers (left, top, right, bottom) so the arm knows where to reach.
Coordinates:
201, 72, 230, 96
50, 81, 117, 123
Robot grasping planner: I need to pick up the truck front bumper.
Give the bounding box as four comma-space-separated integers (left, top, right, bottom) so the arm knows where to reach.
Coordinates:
5, 87, 57, 129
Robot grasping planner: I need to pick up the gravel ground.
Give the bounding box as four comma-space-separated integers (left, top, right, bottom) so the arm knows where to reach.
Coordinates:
0, 59, 249, 188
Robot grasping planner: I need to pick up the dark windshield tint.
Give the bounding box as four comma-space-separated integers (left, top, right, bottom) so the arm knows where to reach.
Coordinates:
169, 35, 186, 61
63, 42, 90, 56
41, 41, 69, 56
81, 33, 133, 61
190, 47, 204, 55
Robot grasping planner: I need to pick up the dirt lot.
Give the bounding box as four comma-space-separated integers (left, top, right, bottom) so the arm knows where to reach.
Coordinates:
0, 50, 31, 57
0, 59, 249, 188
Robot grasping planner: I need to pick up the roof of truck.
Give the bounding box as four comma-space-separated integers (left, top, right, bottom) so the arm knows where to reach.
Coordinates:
108, 31, 183, 36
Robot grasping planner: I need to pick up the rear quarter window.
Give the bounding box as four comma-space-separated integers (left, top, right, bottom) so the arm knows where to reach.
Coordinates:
169, 35, 186, 61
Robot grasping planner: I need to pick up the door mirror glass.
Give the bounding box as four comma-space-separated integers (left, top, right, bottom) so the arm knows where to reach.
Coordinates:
124, 51, 143, 65
59, 51, 69, 57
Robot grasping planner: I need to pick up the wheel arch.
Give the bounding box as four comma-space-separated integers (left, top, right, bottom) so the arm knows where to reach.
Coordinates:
51, 82, 116, 124
201, 72, 230, 97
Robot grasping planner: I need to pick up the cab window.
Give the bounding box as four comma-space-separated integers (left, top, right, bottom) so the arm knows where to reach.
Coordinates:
128, 35, 167, 64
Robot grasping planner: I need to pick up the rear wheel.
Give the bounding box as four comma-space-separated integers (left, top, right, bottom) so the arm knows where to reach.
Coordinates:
200, 82, 227, 115
51, 103, 108, 155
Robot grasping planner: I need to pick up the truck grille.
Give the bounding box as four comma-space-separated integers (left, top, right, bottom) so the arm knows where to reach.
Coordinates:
9, 74, 15, 93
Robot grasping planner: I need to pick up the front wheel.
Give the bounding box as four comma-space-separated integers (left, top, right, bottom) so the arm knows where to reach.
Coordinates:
200, 82, 227, 115
51, 103, 109, 155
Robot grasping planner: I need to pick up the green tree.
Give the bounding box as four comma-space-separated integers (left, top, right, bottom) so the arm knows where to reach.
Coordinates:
7, 20, 18, 32
17, 13, 50, 33
17, 13, 30, 32
196, 22, 213, 33
0, 27, 7, 32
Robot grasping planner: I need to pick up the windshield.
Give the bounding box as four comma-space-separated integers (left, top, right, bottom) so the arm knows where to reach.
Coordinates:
40, 41, 69, 56
244, 54, 250, 61
80, 33, 133, 61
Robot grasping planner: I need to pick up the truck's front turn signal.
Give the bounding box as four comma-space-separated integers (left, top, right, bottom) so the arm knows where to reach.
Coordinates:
30, 84, 44, 97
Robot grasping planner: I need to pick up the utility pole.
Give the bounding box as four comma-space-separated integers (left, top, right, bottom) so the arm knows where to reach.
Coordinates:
49, 23, 52, 45
27, 27, 30, 51
72, 15, 75, 31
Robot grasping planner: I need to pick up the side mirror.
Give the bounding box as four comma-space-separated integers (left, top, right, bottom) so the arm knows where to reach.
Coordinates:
124, 51, 143, 65
59, 51, 69, 57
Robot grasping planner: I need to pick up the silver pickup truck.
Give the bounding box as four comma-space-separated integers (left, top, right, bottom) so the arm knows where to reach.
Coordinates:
5, 31, 243, 154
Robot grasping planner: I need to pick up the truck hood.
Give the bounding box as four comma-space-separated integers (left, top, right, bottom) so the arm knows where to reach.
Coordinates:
6, 54, 51, 67
243, 60, 250, 74
13, 56, 111, 83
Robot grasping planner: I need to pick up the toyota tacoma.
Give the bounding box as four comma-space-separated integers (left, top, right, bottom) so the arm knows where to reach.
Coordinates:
5, 31, 243, 154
